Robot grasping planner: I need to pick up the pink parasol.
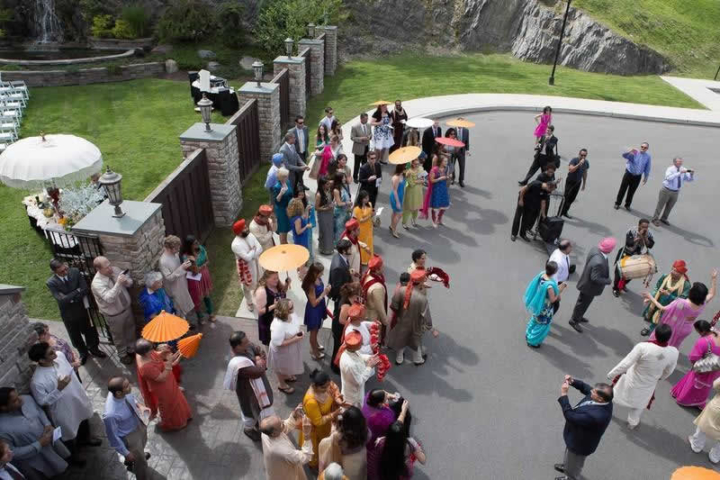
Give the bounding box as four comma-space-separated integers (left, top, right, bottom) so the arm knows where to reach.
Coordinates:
435, 137, 465, 148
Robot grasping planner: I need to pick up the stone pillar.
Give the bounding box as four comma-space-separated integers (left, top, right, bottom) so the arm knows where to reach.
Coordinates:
179, 125, 241, 226
238, 82, 281, 164
273, 56, 306, 119
0, 286, 38, 393
319, 26, 338, 76
298, 38, 324, 95
72, 200, 166, 324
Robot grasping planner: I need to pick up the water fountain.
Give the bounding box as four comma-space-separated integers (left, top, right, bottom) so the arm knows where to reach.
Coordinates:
34, 0, 62, 45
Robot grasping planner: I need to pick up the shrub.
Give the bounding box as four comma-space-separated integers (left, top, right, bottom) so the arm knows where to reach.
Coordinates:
121, 4, 150, 38
155, 0, 216, 43
106, 64, 122, 75
111, 19, 135, 39
215, 2, 245, 48
91, 14, 113, 38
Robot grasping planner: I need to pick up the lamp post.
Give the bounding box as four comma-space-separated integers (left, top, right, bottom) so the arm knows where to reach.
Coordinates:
549, 0, 572, 86
285, 37, 294, 58
98, 166, 125, 218
252, 61, 264, 87
715, 64, 720, 81
197, 93, 213, 132
307, 22, 316, 38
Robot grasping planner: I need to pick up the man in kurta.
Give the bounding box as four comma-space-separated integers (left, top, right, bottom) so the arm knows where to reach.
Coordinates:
28, 342, 100, 463
159, 235, 196, 324
225, 331, 274, 442
388, 269, 431, 366
362, 255, 388, 344
607, 324, 678, 430
641, 259, 690, 336
339, 332, 380, 407
231, 219, 262, 312
260, 411, 313, 480
249, 205, 276, 252
0, 387, 70, 479
340, 219, 367, 276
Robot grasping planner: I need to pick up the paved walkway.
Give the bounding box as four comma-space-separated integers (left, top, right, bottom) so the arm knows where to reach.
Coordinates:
662, 76, 720, 112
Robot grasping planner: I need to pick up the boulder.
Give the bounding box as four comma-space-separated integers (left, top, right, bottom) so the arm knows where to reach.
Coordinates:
152, 44, 173, 55
239, 55, 261, 70
207, 61, 222, 72
165, 59, 179, 74
198, 49, 217, 59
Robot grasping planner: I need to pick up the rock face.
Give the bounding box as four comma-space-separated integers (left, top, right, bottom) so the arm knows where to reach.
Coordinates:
343, 0, 670, 75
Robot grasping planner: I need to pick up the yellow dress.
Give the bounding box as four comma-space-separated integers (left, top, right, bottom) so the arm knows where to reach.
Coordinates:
353, 205, 374, 265
299, 383, 339, 467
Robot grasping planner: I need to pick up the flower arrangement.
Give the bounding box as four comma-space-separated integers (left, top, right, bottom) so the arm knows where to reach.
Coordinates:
58, 183, 105, 230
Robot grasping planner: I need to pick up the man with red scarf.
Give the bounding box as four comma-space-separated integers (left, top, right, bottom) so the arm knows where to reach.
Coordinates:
340, 219, 369, 276
362, 255, 388, 329
249, 205, 275, 253
387, 269, 431, 366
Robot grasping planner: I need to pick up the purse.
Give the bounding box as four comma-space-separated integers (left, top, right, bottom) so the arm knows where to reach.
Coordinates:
308, 153, 320, 180
692, 338, 720, 373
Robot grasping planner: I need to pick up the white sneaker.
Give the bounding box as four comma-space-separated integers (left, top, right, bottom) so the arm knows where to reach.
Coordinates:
395, 350, 404, 365
412, 348, 425, 365
688, 435, 703, 453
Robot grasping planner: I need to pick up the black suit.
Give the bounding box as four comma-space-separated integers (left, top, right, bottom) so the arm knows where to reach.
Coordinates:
520, 135, 559, 184
421, 126, 442, 172
46, 268, 100, 355
454, 127, 470, 185
358, 161, 382, 207
329, 253, 352, 374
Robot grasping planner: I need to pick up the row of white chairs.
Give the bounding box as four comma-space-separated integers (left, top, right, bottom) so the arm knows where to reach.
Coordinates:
0, 77, 29, 152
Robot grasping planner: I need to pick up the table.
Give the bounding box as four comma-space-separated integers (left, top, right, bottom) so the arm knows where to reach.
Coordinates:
190, 78, 239, 116
23, 194, 79, 249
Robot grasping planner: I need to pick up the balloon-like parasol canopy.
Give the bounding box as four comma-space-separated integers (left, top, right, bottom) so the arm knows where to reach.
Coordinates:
369, 100, 392, 106
259, 244, 309, 272
404, 117, 434, 129
435, 137, 466, 148
671, 466, 720, 480
141, 311, 189, 343
389, 146, 422, 165
446, 119, 476, 128
177, 333, 203, 358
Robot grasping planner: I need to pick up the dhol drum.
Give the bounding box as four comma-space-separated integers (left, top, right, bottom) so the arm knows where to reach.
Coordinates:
617, 254, 657, 284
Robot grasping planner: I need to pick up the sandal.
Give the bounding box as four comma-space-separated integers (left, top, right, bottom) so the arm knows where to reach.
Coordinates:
311, 353, 326, 361
318, 345, 325, 351
278, 386, 295, 394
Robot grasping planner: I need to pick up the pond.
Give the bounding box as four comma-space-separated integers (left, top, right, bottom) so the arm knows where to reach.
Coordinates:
0, 49, 128, 60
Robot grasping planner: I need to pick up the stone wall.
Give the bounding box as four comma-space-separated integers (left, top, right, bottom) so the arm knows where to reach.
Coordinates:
0, 287, 38, 393
273, 58, 306, 120
0, 62, 166, 88
237, 83, 281, 165
298, 39, 325, 95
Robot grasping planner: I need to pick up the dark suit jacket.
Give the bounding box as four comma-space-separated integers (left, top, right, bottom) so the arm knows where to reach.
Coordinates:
358, 162, 382, 200
457, 127, 470, 153
576, 247, 611, 296
559, 379, 613, 456
422, 126, 442, 154
329, 253, 351, 302
47, 268, 89, 320
279, 142, 306, 186
287, 127, 309, 156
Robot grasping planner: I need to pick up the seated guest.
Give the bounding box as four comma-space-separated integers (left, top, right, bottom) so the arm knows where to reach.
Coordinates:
138, 272, 175, 324
32, 322, 81, 381
0, 440, 25, 480
612, 218, 655, 297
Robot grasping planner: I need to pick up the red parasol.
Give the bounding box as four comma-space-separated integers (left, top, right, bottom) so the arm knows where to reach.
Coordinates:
435, 137, 465, 148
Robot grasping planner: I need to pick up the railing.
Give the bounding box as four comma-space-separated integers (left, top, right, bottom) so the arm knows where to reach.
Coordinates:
300, 48, 311, 99
317, 32, 326, 77
271, 68, 290, 130
226, 99, 261, 185
144, 148, 215, 242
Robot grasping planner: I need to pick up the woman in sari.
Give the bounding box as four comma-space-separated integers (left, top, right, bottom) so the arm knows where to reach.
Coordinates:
135, 339, 192, 431
672, 320, 720, 409
181, 235, 215, 323
524, 261, 565, 348
352, 190, 374, 266
332, 172, 352, 245
402, 157, 424, 229
641, 260, 690, 336
299, 369, 344, 469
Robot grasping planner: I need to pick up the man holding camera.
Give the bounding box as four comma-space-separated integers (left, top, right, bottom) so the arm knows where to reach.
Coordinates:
652, 157, 695, 227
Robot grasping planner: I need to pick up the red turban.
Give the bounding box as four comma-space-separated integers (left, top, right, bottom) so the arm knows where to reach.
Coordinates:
348, 304, 366, 319
345, 219, 359, 231
368, 255, 383, 270
258, 205, 273, 216
672, 260, 688, 274
232, 219, 246, 235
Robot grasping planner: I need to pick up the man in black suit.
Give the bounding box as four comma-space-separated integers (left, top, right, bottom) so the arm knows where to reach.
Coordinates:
46, 259, 106, 364
511, 180, 557, 242
568, 237, 615, 332
287, 115, 309, 162
421, 120, 442, 172
358, 151, 382, 207
455, 121, 470, 188
519, 125, 559, 186
328, 239, 355, 374
555, 375, 613, 480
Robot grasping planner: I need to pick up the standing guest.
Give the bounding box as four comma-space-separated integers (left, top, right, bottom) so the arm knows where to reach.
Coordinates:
0, 440, 25, 480
389, 100, 408, 153
328, 154, 352, 186
614, 143, 651, 211
303, 263, 331, 360
421, 120, 441, 172
280, 132, 309, 192
444, 128, 459, 184
510, 180, 557, 242
367, 420, 426, 480
135, 339, 191, 432
424, 154, 450, 227
288, 198, 312, 266
358, 151, 382, 208
265, 153, 285, 205
408, 250, 427, 275
554, 376, 613, 480
607, 324, 678, 429
519, 125, 559, 186
352, 191, 374, 266
389, 164, 406, 238
329, 240, 354, 374
568, 237, 615, 333
295, 185, 317, 262
342, 304, 375, 355
549, 240, 573, 313
268, 299, 304, 395
455, 120, 471, 188
103, 377, 151, 480
402, 157, 424, 229
315, 125, 331, 172
232, 219, 262, 313
289, 115, 309, 162
180, 235, 215, 323
351, 113, 372, 182
28, 343, 99, 463
320, 107, 336, 133
533, 106, 552, 144
273, 168, 294, 245
688, 377, 720, 464
316, 176, 336, 255
250, 205, 275, 252
91, 256, 135, 363
561, 148, 589, 219
159, 235, 196, 324
260, 410, 313, 480
370, 104, 394, 163
641, 260, 690, 336
46, 259, 105, 365
643, 270, 717, 349
331, 120, 344, 142
388, 270, 431, 366
612, 219, 655, 297
225, 331, 274, 441
299, 370, 343, 469
362, 255, 389, 330
363, 390, 406, 451
333, 172, 353, 246
138, 272, 174, 323
524, 261, 566, 348
31, 323, 81, 381
318, 407, 369, 479
339, 332, 380, 407
340, 219, 368, 276
319, 462, 346, 480
671, 320, 720, 409
652, 156, 696, 227
328, 135, 344, 164
403, 127, 420, 147
0, 387, 70, 478
253, 270, 290, 347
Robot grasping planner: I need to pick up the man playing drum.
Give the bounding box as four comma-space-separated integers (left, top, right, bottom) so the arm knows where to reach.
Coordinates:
613, 218, 655, 297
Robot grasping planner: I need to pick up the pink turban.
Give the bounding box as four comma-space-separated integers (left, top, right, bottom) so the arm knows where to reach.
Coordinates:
598, 237, 617, 254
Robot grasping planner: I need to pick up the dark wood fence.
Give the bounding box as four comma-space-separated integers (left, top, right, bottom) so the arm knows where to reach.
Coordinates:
271, 68, 290, 129
300, 48, 311, 99
317, 32, 326, 77
226, 99, 261, 185
144, 148, 214, 243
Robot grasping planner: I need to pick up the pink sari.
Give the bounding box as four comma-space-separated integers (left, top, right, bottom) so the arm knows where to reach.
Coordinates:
419, 166, 438, 219
318, 145, 334, 177
649, 298, 705, 349
671, 335, 720, 409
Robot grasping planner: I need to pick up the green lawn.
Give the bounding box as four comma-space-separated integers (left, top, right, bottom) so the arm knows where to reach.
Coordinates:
574, 0, 720, 78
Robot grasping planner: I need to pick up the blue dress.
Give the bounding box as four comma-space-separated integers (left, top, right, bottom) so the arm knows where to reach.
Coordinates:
291, 215, 310, 250
304, 281, 327, 331
523, 273, 559, 347
273, 182, 294, 233
430, 166, 450, 209
391, 177, 405, 213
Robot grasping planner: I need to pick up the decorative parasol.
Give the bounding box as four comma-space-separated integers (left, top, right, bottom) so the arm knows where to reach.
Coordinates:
0, 134, 103, 189
435, 137, 466, 148
389, 146, 422, 165
141, 311, 190, 343
404, 117, 434, 129
671, 466, 720, 480
177, 333, 203, 358
369, 100, 392, 106
259, 244, 309, 272
446, 119, 476, 128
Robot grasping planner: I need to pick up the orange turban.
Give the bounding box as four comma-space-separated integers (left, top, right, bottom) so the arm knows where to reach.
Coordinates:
232, 219, 246, 235
344, 331, 362, 348
404, 269, 428, 309
672, 260, 688, 274
368, 255, 383, 270
348, 304, 366, 320
258, 205, 273, 216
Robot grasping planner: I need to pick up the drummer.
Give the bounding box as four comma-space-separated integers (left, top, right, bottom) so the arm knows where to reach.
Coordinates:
612, 218, 655, 297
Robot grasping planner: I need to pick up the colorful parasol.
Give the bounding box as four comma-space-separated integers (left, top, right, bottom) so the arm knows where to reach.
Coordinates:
404, 117, 434, 129
369, 100, 392, 106
389, 146, 422, 165
435, 137, 465, 148
259, 244, 310, 272
141, 311, 189, 343
177, 333, 203, 358
446, 119, 476, 128
671, 466, 720, 480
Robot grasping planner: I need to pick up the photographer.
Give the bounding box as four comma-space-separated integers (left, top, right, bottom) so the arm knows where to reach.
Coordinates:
652, 157, 695, 227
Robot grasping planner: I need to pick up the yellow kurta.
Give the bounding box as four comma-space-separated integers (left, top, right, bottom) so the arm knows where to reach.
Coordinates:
299, 383, 339, 467
353, 205, 374, 265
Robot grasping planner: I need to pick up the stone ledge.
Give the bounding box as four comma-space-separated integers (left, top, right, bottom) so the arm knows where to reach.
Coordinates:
0, 62, 165, 88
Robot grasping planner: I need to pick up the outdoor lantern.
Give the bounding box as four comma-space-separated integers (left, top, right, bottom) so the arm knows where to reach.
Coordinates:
285, 37, 294, 58
98, 166, 125, 218
307, 23, 316, 38
252, 61, 264, 87
197, 93, 213, 132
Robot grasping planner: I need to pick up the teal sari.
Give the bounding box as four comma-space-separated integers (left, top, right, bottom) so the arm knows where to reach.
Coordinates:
523, 272, 559, 347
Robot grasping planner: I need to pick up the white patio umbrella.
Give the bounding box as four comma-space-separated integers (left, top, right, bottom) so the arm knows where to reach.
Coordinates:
0, 134, 103, 189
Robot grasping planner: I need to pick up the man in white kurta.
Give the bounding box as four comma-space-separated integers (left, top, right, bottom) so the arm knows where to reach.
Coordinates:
249, 205, 276, 252
159, 235, 195, 321
607, 324, 678, 429
339, 332, 379, 407
231, 219, 263, 312
260, 413, 313, 480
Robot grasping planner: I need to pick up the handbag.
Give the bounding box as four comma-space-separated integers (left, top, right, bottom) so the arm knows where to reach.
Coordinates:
308, 153, 320, 180
692, 338, 720, 373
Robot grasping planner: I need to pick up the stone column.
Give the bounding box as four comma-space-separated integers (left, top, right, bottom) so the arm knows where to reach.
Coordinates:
0, 286, 38, 393
238, 82, 281, 164
72, 200, 166, 324
179, 125, 241, 226
319, 26, 338, 76
273, 56, 306, 119
298, 38, 324, 95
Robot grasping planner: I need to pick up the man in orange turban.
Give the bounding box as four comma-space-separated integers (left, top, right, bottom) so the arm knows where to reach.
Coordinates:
387, 269, 431, 366
362, 255, 388, 333
340, 219, 364, 275
249, 205, 275, 252
338, 331, 379, 407
231, 219, 262, 312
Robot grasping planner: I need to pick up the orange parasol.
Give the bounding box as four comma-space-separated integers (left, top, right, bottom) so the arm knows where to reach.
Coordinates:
141, 311, 189, 343
446, 118, 476, 128
435, 137, 465, 148
369, 100, 392, 106
389, 146, 422, 165
672, 466, 720, 480
259, 244, 309, 272
177, 333, 203, 358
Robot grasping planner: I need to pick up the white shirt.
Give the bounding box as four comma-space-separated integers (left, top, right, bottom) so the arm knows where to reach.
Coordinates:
549, 249, 570, 283
296, 127, 305, 154
269, 319, 300, 349
339, 350, 374, 407
320, 115, 335, 133
91, 267, 133, 316
231, 234, 262, 283
345, 322, 374, 355
0, 464, 24, 480
608, 342, 678, 409
662, 165, 695, 191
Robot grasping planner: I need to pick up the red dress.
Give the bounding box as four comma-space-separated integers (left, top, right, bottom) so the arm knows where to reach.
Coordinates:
137, 351, 192, 431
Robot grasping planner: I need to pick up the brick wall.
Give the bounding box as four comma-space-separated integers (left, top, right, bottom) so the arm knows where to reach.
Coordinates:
0, 62, 166, 88
0, 288, 38, 393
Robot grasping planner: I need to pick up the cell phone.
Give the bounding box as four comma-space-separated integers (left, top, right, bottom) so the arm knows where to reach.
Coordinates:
121, 269, 129, 275
296, 332, 303, 337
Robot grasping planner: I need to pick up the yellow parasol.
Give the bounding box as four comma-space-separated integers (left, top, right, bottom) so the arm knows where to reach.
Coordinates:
446, 118, 476, 128
177, 333, 203, 359
259, 244, 310, 272
141, 311, 190, 343
389, 146, 422, 165
369, 100, 392, 106
671, 466, 720, 480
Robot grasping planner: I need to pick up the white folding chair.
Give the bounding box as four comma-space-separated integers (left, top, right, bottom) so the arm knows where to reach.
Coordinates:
0, 105, 22, 126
